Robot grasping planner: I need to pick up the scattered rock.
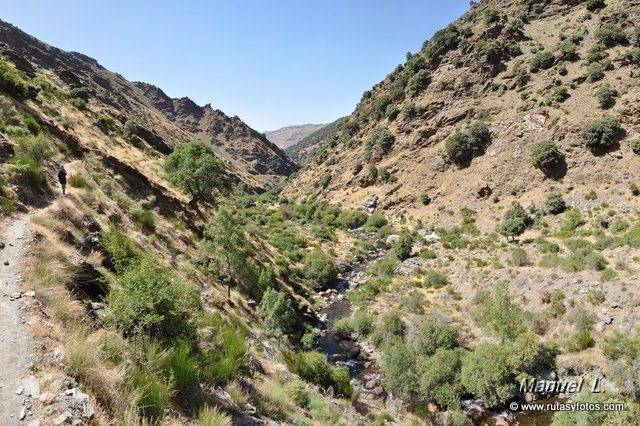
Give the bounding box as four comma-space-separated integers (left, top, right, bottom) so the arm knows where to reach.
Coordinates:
372, 386, 385, 397
4, 260, 9, 266
53, 411, 72, 425
365, 379, 379, 390
385, 234, 400, 245
363, 196, 379, 213
594, 321, 606, 333
597, 311, 613, 325
19, 406, 27, 420
16, 386, 24, 395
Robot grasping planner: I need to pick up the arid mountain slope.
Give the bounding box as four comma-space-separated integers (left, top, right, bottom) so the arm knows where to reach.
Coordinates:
285, 117, 346, 165
284, 0, 640, 228
265, 123, 327, 150
0, 19, 296, 189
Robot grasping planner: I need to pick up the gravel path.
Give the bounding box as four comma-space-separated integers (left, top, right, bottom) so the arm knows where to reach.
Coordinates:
0, 214, 39, 424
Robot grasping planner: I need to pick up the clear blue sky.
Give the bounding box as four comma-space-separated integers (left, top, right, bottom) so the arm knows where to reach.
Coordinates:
3, 1, 469, 131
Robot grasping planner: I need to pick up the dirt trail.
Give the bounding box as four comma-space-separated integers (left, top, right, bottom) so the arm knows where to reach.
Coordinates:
0, 213, 39, 424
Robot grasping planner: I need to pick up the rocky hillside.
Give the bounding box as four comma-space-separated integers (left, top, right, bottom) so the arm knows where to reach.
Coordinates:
284, 0, 640, 227
265, 123, 327, 150
0, 19, 296, 190
285, 117, 346, 165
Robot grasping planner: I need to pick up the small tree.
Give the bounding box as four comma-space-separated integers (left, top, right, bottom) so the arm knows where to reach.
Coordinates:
596, 84, 615, 109
164, 140, 230, 207
461, 343, 514, 407
304, 250, 338, 288
498, 202, 529, 241
545, 192, 566, 214
582, 116, 620, 153
380, 338, 419, 399
531, 139, 563, 173
480, 282, 526, 342
256, 288, 297, 340
395, 228, 414, 261
201, 207, 249, 298
419, 348, 465, 409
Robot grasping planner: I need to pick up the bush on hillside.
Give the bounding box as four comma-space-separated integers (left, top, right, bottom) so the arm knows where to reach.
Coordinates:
365, 127, 395, 159
284, 351, 352, 398
256, 288, 298, 338
164, 140, 231, 206
407, 69, 431, 96
413, 315, 460, 357
108, 258, 199, 344
460, 343, 514, 407
586, 0, 605, 11
630, 139, 640, 155
0, 58, 30, 100
530, 51, 555, 72
531, 139, 563, 173
395, 228, 414, 260
444, 122, 491, 167
581, 116, 620, 153
596, 84, 615, 109
304, 249, 338, 288
587, 62, 605, 81
423, 24, 460, 63
545, 192, 566, 215
595, 23, 627, 47
498, 202, 530, 241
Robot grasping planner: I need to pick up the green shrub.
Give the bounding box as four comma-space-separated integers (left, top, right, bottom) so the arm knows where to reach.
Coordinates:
545, 192, 566, 214
444, 122, 491, 167
553, 86, 570, 102
407, 69, 431, 95
6, 156, 44, 190
365, 127, 395, 157
159, 342, 199, 398
556, 40, 579, 61
336, 209, 367, 229
511, 248, 528, 266
420, 248, 437, 259
423, 24, 460, 62
420, 192, 431, 205
484, 8, 500, 24
419, 348, 465, 409
365, 212, 388, 230
304, 250, 338, 288
69, 87, 89, 101
629, 139, 640, 155
531, 139, 562, 172
14, 134, 53, 165
498, 202, 530, 241
256, 288, 297, 338
414, 316, 459, 357
68, 174, 87, 188
131, 208, 155, 233
582, 116, 620, 152
198, 406, 232, 426
596, 84, 615, 109
199, 314, 247, 385
380, 338, 418, 398
586, 0, 605, 11
69, 97, 87, 110
101, 225, 142, 273
568, 330, 595, 352
335, 310, 374, 339
395, 229, 413, 261
601, 267, 616, 282
285, 379, 309, 407
480, 282, 526, 342
423, 269, 449, 288
595, 23, 627, 47
107, 258, 199, 343
0, 58, 30, 100
22, 113, 40, 135
283, 351, 352, 398
587, 62, 605, 81
129, 366, 170, 422
461, 344, 513, 407
530, 51, 555, 72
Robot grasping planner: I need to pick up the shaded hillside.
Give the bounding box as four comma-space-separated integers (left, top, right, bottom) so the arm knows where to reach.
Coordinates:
265, 123, 327, 149
0, 19, 296, 189
284, 0, 640, 227
285, 117, 346, 164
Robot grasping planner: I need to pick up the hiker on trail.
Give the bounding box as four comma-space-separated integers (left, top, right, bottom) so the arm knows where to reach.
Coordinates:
57, 166, 67, 195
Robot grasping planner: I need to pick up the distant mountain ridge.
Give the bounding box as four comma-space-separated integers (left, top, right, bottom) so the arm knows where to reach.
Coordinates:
285, 117, 346, 165
265, 123, 327, 150
0, 19, 297, 189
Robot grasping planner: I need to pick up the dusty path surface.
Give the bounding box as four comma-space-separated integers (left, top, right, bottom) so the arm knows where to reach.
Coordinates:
0, 214, 39, 425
